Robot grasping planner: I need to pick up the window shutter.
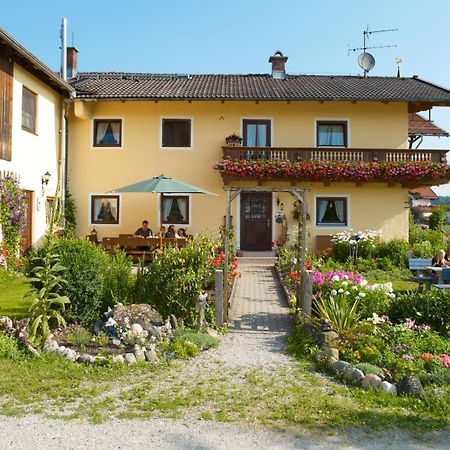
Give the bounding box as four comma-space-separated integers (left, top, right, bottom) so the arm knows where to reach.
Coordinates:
0, 45, 13, 161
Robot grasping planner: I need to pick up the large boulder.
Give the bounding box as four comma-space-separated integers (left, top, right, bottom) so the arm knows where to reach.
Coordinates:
362, 374, 382, 389
112, 304, 163, 329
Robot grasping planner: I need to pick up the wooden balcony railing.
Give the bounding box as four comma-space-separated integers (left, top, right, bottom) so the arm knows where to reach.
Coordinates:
222, 146, 448, 163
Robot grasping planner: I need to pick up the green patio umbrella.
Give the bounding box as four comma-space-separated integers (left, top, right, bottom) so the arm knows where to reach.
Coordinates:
109, 175, 217, 242
110, 175, 216, 195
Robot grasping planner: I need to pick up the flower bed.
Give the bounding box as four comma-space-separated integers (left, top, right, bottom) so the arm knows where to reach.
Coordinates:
215, 159, 450, 183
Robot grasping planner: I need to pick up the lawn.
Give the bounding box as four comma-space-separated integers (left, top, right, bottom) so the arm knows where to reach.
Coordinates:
0, 272, 32, 319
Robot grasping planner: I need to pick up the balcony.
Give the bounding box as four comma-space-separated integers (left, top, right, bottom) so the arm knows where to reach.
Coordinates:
216, 146, 450, 186
222, 146, 448, 163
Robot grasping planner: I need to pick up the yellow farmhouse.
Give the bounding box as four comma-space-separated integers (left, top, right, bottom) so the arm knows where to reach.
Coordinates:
0, 29, 73, 249
67, 51, 450, 252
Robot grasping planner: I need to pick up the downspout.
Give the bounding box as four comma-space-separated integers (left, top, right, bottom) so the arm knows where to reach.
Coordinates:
60, 17, 67, 228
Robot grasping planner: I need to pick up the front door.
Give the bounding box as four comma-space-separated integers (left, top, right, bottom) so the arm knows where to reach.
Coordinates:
240, 192, 272, 251
20, 190, 33, 253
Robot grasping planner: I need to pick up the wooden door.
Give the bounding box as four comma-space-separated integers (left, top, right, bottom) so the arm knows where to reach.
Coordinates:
240, 192, 272, 251
20, 190, 33, 253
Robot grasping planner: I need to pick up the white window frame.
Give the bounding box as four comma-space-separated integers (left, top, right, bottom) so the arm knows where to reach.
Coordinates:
240, 117, 274, 146
160, 116, 194, 150
157, 193, 192, 227
91, 116, 124, 150
314, 194, 350, 229
88, 193, 122, 227
314, 118, 350, 148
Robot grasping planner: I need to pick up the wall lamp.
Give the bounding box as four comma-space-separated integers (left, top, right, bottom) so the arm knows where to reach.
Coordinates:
41, 171, 51, 187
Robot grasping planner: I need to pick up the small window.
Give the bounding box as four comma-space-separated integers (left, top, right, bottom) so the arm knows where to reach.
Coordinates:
93, 119, 122, 147
162, 119, 191, 148
243, 119, 271, 147
317, 121, 347, 147
91, 195, 120, 225
161, 194, 189, 224
22, 86, 37, 133
316, 197, 348, 226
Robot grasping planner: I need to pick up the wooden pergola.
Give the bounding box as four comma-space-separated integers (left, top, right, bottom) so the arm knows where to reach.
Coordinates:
222, 186, 309, 322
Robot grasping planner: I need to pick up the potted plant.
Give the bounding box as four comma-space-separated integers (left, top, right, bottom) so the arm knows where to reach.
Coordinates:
225, 133, 243, 146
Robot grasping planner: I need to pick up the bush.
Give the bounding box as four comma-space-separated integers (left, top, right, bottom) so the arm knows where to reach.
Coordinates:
27, 238, 133, 327
353, 362, 384, 377
374, 239, 409, 267
357, 288, 391, 319
65, 327, 92, 347
429, 206, 447, 231
168, 338, 200, 359
388, 290, 450, 336
0, 331, 24, 360
410, 226, 444, 248
411, 241, 435, 258
287, 323, 319, 359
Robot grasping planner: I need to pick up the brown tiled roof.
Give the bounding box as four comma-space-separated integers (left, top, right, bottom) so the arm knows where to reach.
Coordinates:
408, 113, 449, 136
410, 186, 438, 200
71, 72, 450, 103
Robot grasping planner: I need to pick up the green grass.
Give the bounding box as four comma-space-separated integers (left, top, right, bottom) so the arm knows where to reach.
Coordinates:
0, 272, 32, 319
364, 268, 417, 293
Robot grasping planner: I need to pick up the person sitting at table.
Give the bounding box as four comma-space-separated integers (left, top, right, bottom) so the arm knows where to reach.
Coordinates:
134, 220, 152, 238
432, 249, 449, 267
177, 228, 187, 238
157, 226, 166, 237
165, 224, 176, 238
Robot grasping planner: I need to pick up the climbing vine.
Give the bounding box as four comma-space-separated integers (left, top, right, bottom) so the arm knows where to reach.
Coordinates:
0, 175, 26, 266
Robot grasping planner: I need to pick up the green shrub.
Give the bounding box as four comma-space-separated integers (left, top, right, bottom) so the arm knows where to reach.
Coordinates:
173, 329, 219, 350
168, 338, 200, 359
429, 206, 447, 231
410, 226, 444, 247
388, 290, 450, 336
412, 241, 435, 258
102, 250, 134, 309
0, 331, 23, 360
27, 238, 135, 327
354, 362, 384, 377
357, 289, 391, 319
430, 367, 450, 386
65, 328, 92, 347
374, 239, 409, 267
287, 323, 319, 359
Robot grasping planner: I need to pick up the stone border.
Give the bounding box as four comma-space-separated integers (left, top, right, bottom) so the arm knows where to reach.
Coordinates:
274, 265, 293, 307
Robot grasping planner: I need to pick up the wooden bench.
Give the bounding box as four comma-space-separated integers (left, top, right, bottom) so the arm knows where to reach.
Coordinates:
102, 236, 187, 263
408, 258, 432, 292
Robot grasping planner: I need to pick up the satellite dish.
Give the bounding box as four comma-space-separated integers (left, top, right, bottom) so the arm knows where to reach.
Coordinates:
358, 52, 376, 74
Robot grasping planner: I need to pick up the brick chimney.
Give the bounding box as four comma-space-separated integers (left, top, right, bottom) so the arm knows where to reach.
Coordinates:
66, 47, 78, 79
269, 51, 288, 80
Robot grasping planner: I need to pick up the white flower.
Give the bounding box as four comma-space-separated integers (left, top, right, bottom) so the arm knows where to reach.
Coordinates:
331, 289, 337, 296
343, 275, 349, 280
360, 279, 368, 287
345, 291, 350, 295
389, 293, 396, 299
352, 285, 358, 290
338, 288, 344, 294
332, 275, 340, 282
358, 292, 366, 298
341, 281, 348, 287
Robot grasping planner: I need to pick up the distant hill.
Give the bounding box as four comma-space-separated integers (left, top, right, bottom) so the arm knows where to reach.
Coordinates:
433, 196, 450, 205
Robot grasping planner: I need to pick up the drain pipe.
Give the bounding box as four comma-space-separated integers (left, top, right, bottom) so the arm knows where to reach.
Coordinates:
60, 18, 67, 227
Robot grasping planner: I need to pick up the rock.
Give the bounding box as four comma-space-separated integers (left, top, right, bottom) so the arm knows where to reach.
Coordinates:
318, 331, 340, 348
77, 353, 91, 364
362, 374, 382, 389
382, 368, 393, 383
397, 376, 424, 398
205, 327, 219, 338
169, 314, 178, 329
146, 324, 163, 340
43, 338, 59, 353
133, 345, 146, 362
164, 318, 172, 332
332, 360, 351, 375
112, 304, 163, 329
112, 355, 125, 364
0, 316, 14, 330
145, 349, 159, 363
86, 355, 96, 364
316, 351, 337, 366
56, 346, 66, 357
380, 381, 397, 395
343, 367, 355, 380
321, 346, 339, 360
111, 339, 121, 347
431, 388, 448, 398
64, 348, 77, 362
351, 369, 365, 383
125, 353, 137, 365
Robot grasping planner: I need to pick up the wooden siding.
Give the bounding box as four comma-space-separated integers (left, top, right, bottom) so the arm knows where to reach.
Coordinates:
0, 44, 13, 161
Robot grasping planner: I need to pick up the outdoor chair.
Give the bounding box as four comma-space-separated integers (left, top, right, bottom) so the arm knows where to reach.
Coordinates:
408, 258, 432, 292
433, 267, 450, 290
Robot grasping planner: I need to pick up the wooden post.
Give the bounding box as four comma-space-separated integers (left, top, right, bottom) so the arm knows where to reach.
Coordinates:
223, 190, 231, 324
215, 269, 224, 327
301, 270, 313, 317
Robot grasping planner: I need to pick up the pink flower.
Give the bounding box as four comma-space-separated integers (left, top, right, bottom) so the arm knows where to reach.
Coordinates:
440, 354, 450, 368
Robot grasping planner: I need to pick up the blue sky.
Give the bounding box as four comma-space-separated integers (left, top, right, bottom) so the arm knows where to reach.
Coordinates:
3, 0, 450, 192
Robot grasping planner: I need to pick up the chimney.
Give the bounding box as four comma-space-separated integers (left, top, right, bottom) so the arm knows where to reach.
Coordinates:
269, 51, 288, 80
66, 47, 78, 79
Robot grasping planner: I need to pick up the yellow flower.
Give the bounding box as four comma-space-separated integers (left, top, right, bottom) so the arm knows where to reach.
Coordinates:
353, 350, 361, 360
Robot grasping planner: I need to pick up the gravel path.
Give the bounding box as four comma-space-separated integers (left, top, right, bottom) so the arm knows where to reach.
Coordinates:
1, 261, 449, 449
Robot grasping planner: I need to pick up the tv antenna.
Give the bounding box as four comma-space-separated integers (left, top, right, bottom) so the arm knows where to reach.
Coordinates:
348, 27, 398, 77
